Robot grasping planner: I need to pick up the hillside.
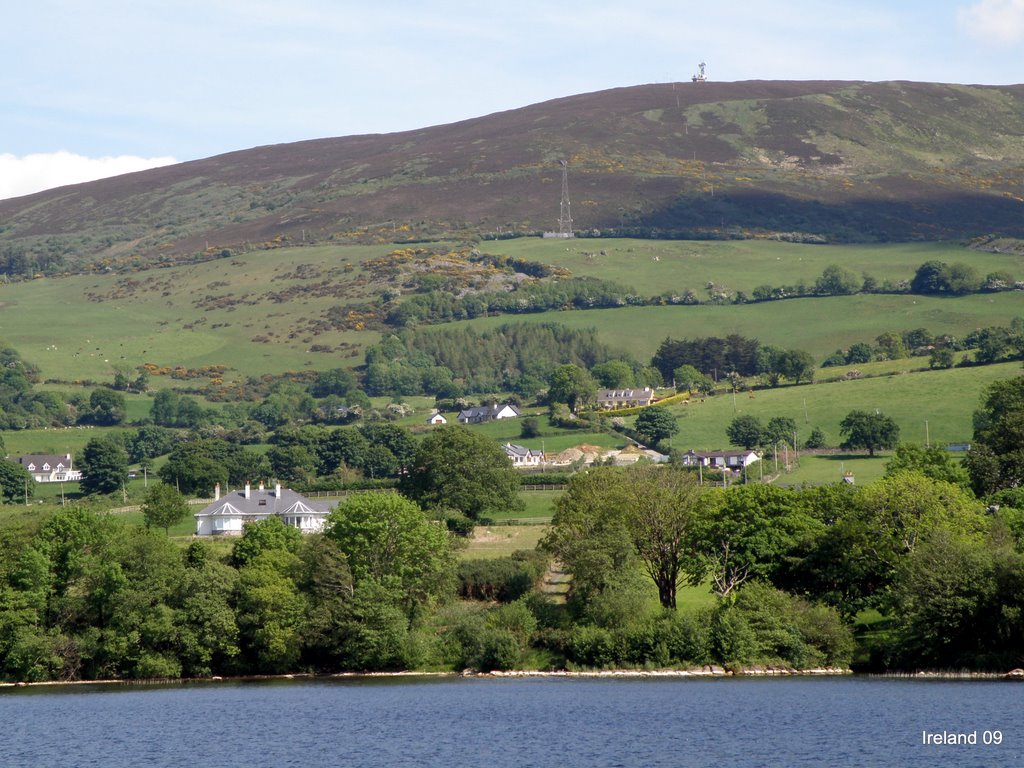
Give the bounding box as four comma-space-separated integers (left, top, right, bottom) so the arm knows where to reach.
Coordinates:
4, 80, 1024, 273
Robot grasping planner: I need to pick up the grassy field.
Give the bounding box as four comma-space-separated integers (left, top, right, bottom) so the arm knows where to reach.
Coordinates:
463, 524, 547, 559
491, 238, 1024, 298
643, 360, 1021, 451
462, 414, 625, 453
454, 291, 1024, 362
0, 239, 1018, 387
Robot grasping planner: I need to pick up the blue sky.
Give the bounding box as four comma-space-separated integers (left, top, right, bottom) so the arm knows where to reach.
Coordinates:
3, 0, 1024, 198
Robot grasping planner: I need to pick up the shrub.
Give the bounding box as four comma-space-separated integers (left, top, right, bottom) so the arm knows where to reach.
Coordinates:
567, 625, 618, 668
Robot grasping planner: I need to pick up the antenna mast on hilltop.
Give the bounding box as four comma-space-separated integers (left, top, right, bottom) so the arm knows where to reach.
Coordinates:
692, 61, 707, 83
558, 159, 574, 237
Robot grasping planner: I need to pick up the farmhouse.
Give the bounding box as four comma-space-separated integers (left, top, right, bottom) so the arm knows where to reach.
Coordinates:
503, 442, 544, 467
15, 453, 82, 483
457, 403, 521, 424
194, 481, 335, 536
426, 411, 447, 425
595, 387, 656, 410
679, 449, 761, 470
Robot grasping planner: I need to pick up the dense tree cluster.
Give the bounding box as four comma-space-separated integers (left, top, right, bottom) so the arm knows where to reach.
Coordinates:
363, 322, 623, 398
0, 494, 455, 680
383, 277, 643, 327
822, 321, 1024, 368
653, 336, 814, 387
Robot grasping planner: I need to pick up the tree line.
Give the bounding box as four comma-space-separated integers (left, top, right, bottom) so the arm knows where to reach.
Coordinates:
0, 378, 1021, 679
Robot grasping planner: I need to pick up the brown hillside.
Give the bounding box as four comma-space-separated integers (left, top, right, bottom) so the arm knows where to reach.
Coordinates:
3, 80, 1024, 270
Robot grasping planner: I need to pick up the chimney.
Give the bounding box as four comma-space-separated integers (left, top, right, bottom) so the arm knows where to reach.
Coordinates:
275, 481, 281, 497
244, 482, 250, 499
214, 482, 221, 501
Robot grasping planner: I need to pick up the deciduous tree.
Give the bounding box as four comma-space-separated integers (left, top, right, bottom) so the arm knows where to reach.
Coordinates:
839, 410, 900, 457
400, 426, 523, 520
141, 484, 190, 534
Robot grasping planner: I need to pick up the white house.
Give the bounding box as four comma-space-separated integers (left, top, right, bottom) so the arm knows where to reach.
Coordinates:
502, 442, 543, 467
595, 387, 656, 410
15, 453, 82, 483
426, 411, 447, 425
194, 481, 335, 536
679, 449, 760, 470
457, 403, 521, 424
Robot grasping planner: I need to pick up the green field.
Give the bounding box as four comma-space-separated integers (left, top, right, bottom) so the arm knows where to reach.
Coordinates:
643, 360, 1021, 452
492, 238, 1024, 298
453, 291, 1023, 362
0, 238, 1018, 386
463, 524, 547, 559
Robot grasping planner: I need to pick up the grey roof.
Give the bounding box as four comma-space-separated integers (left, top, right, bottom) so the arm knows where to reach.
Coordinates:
194, 486, 335, 519
458, 403, 521, 420
15, 453, 73, 470
503, 442, 540, 458
597, 388, 654, 401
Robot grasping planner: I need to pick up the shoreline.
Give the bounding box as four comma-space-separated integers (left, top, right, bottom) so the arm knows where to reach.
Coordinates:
4, 666, 1022, 689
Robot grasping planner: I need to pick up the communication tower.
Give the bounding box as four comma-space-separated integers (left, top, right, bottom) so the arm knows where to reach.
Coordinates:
692, 61, 707, 83
558, 159, 574, 237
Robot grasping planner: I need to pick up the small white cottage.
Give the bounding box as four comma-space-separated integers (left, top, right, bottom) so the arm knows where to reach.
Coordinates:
194, 481, 335, 536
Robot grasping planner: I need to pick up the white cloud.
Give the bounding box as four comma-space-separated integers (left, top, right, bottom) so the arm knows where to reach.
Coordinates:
959, 0, 1024, 43
0, 151, 177, 200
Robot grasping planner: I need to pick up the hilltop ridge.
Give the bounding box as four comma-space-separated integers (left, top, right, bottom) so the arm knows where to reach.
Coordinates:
3, 80, 1024, 271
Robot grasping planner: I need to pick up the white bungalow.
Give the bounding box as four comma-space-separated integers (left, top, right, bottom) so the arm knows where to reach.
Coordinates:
194, 481, 335, 536
595, 387, 655, 410
15, 453, 82, 483
457, 403, 521, 424
679, 449, 760, 470
426, 411, 447, 425
503, 442, 543, 467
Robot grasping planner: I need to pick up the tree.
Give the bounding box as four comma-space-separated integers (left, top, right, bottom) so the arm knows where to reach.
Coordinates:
159, 447, 228, 496
520, 416, 541, 439
591, 360, 635, 389
673, 364, 713, 394
620, 465, 705, 609
911, 260, 949, 294
400, 426, 523, 520
544, 465, 706, 610
0, 459, 33, 503
325, 492, 455, 610
141, 484, 190, 534
763, 416, 798, 449
231, 516, 304, 568
929, 348, 955, 369
968, 375, 1024, 493
309, 368, 358, 398
885, 443, 969, 487
79, 437, 129, 495
690, 484, 822, 597
777, 349, 815, 385
127, 425, 179, 463
814, 264, 859, 296
727, 415, 763, 450
87, 388, 126, 426
634, 407, 679, 446
804, 427, 827, 450
874, 332, 907, 360
839, 410, 900, 457
846, 342, 873, 364
547, 364, 597, 413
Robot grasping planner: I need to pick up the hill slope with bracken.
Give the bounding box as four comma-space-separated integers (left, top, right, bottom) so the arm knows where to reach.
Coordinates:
3, 80, 1024, 271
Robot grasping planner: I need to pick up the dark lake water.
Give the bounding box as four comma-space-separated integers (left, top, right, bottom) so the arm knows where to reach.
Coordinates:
1, 676, 1021, 767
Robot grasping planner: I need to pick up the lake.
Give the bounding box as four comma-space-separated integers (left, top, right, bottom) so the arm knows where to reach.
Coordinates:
1, 676, 1020, 767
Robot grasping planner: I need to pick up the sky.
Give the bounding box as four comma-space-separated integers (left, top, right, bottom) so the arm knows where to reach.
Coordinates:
3, 0, 1024, 200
